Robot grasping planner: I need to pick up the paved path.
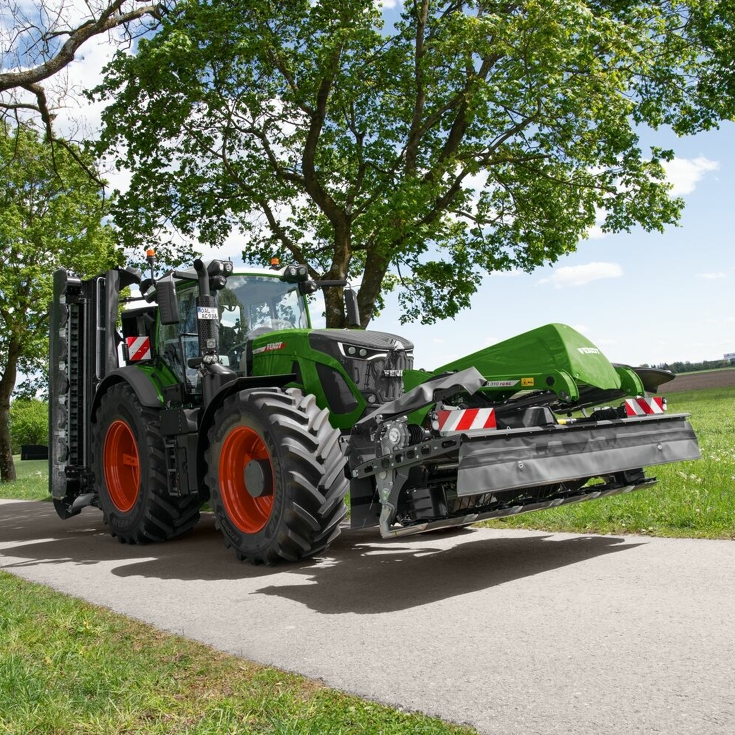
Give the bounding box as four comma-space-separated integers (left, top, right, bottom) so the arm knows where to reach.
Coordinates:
1, 498, 733, 734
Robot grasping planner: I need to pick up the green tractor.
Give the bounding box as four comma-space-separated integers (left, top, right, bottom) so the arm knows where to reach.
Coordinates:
49, 257, 699, 564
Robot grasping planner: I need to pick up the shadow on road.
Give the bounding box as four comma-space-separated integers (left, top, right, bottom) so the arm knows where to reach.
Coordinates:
255, 531, 642, 614
1, 500, 642, 614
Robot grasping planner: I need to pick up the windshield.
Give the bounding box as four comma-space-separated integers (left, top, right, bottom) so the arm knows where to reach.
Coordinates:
217, 275, 308, 356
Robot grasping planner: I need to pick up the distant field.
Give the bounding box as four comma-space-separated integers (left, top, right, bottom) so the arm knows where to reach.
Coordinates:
662, 367, 735, 392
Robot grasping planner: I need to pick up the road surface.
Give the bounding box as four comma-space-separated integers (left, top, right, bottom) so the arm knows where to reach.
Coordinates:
1, 498, 733, 734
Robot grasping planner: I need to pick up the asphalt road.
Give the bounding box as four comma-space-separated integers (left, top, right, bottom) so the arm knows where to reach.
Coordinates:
1, 498, 733, 735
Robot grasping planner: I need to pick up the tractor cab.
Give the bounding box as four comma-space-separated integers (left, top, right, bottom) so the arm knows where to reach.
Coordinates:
215, 273, 310, 371
155, 267, 311, 393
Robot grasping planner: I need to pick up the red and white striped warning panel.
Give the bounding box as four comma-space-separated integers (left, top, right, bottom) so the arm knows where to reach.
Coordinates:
436, 408, 496, 434
126, 336, 152, 362
624, 396, 666, 416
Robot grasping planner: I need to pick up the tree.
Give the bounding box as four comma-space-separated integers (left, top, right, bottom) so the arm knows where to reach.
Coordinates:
0, 123, 119, 482
95, 0, 735, 327
9, 398, 48, 454
0, 1, 175, 141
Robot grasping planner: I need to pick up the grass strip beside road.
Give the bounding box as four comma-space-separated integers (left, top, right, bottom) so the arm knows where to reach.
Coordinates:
2, 457, 48, 500
0, 572, 475, 735
481, 386, 735, 539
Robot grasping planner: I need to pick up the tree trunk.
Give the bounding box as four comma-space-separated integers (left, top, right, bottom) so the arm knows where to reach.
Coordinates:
0, 406, 15, 483
0, 340, 20, 482
324, 285, 346, 328
356, 249, 390, 328
323, 222, 352, 328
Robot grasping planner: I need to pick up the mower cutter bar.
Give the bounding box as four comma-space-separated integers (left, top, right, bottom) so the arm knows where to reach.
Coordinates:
455, 413, 699, 497
378, 476, 657, 538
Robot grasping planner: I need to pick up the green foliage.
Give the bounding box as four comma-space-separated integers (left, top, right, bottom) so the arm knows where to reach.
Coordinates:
0, 122, 121, 481
95, 0, 734, 326
9, 399, 48, 454
655, 361, 735, 375
0, 124, 119, 362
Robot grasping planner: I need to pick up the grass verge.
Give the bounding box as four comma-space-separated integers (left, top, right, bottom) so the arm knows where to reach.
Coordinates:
480, 386, 735, 539
1, 457, 49, 501
0, 572, 475, 735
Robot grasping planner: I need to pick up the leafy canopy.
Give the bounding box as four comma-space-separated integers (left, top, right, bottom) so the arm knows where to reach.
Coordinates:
0, 122, 119, 480
9, 399, 48, 454
95, 0, 735, 327
0, 123, 119, 377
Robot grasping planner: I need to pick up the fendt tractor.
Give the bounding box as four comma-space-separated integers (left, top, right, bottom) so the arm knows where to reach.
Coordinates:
49, 255, 700, 564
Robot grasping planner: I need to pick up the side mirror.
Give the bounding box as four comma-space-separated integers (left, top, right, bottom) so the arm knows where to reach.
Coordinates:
157, 276, 180, 325
345, 288, 361, 328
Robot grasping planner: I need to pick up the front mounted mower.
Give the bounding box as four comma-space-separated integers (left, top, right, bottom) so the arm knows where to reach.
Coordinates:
48, 255, 699, 563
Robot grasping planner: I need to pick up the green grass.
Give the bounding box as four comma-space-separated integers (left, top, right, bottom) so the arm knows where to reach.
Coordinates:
480, 385, 735, 539
1, 457, 49, 500
0, 463, 472, 734
0, 572, 475, 735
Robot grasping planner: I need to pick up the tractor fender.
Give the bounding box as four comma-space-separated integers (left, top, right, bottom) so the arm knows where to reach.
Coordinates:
196, 373, 296, 486
90, 366, 164, 421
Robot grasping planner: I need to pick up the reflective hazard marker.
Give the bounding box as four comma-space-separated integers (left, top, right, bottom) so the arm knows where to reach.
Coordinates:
624, 396, 666, 416
436, 408, 497, 434
126, 336, 152, 362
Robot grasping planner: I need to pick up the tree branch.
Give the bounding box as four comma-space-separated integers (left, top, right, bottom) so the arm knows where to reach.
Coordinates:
0, 2, 169, 93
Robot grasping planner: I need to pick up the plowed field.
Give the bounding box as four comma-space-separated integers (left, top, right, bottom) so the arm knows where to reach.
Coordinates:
661, 368, 735, 392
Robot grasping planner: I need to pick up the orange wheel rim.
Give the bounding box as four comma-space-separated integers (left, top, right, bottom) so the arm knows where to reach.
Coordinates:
103, 419, 140, 512
219, 426, 274, 534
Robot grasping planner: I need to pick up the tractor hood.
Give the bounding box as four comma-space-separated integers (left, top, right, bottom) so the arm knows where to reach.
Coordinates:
308, 329, 414, 355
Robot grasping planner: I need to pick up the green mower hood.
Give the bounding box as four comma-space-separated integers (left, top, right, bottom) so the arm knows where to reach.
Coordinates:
434, 323, 622, 391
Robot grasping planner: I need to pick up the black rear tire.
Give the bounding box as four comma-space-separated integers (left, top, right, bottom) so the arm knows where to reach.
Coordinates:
204, 387, 348, 564
92, 382, 200, 544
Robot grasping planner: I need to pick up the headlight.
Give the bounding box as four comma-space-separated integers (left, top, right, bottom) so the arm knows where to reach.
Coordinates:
338, 342, 388, 361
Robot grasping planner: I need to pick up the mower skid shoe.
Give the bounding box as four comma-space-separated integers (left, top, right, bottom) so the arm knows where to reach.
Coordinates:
456, 414, 699, 497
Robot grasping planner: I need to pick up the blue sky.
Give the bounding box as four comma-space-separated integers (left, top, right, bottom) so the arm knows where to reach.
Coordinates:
35, 3, 735, 370
372, 121, 735, 369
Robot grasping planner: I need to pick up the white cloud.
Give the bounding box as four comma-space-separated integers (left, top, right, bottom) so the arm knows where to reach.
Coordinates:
586, 224, 606, 239
488, 269, 524, 278
697, 272, 727, 280
662, 157, 719, 196
539, 262, 624, 289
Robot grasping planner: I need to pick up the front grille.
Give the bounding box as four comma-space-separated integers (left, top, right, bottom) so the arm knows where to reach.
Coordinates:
351, 349, 413, 402
308, 329, 414, 404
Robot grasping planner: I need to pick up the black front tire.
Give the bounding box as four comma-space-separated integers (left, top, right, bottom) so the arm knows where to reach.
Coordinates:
204, 388, 348, 564
91, 382, 200, 544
